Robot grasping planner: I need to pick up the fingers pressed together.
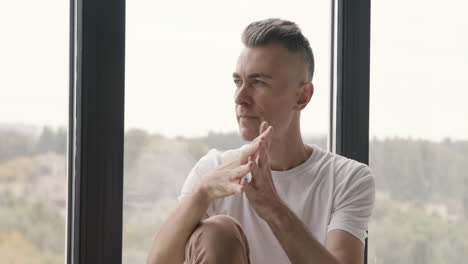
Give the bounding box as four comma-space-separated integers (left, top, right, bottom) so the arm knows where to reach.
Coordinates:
239, 121, 273, 188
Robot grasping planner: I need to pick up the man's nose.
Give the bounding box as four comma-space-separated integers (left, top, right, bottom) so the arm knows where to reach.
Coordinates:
234, 82, 252, 106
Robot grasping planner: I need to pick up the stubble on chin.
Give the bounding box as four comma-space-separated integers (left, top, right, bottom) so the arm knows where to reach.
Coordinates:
239, 126, 260, 142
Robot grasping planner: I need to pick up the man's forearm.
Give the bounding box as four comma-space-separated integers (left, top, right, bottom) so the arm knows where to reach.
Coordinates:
147, 187, 210, 264
265, 203, 339, 264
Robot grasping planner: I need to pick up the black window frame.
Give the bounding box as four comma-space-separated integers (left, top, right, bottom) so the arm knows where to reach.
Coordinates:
67, 0, 126, 263
330, 0, 371, 263
67, 0, 370, 263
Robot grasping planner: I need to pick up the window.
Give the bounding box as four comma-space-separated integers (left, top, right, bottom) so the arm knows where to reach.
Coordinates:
0, 0, 377, 263
123, 1, 332, 262
0, 1, 69, 263
368, 0, 468, 262
69, 0, 372, 263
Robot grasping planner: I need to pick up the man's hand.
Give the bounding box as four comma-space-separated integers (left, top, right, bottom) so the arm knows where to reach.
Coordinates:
241, 121, 284, 221
197, 125, 273, 202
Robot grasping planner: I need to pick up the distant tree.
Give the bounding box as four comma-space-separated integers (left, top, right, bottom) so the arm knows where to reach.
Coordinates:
124, 129, 151, 172
126, 137, 196, 200
370, 137, 468, 206
0, 193, 65, 263
464, 177, 468, 220
0, 130, 35, 163
34, 126, 56, 154
0, 157, 37, 182
184, 139, 210, 161
369, 199, 468, 264
0, 230, 44, 264
199, 131, 247, 151
53, 127, 67, 154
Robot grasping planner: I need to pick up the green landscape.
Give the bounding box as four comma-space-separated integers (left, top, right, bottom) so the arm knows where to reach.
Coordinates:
1, 125, 467, 263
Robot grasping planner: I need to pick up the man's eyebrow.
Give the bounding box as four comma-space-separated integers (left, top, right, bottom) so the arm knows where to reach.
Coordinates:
232, 72, 273, 79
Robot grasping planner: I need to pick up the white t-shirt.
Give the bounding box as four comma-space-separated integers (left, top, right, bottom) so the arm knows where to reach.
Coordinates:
177, 144, 375, 264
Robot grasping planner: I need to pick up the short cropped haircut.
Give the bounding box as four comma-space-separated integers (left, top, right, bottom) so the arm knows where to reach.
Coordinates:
241, 18, 315, 81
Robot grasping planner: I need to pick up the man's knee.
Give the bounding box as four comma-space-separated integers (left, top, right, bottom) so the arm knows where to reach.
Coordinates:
188, 215, 248, 250
185, 215, 250, 263
194, 215, 243, 244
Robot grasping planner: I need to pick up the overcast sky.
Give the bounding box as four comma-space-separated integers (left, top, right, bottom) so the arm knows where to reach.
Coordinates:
1, 0, 467, 141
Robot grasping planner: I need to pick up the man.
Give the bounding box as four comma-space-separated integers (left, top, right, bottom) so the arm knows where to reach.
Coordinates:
147, 18, 375, 264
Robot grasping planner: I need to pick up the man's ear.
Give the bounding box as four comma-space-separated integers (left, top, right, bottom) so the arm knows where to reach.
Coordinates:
294, 82, 314, 111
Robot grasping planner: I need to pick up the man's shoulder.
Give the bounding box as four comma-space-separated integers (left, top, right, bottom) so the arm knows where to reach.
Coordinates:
316, 147, 374, 185
314, 149, 375, 208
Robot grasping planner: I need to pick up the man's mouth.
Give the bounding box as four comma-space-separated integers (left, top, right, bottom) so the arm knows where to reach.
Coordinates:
239, 115, 258, 119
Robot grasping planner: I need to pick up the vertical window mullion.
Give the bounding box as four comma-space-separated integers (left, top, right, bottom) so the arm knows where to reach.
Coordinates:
68, 0, 126, 263
332, 0, 371, 263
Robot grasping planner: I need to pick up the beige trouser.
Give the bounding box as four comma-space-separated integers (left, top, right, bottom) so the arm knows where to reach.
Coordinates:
185, 215, 251, 264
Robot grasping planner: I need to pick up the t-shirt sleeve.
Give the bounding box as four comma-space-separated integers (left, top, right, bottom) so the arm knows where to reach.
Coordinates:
176, 149, 220, 217
327, 165, 376, 244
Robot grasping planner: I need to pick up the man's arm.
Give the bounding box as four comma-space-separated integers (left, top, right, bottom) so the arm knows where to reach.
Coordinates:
265, 202, 363, 264
243, 122, 369, 264
147, 136, 266, 264
147, 187, 210, 264
147, 128, 270, 264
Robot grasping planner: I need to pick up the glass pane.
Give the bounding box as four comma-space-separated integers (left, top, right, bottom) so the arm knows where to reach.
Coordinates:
369, 0, 468, 263
123, 1, 331, 262
0, 1, 69, 263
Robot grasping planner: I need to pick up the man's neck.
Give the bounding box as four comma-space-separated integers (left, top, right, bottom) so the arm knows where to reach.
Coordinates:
267, 131, 314, 171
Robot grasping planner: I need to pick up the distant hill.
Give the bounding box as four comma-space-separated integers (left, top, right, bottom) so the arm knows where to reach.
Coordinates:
0, 123, 40, 135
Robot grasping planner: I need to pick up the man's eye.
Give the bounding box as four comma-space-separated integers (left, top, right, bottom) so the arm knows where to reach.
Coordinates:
252, 79, 265, 85
234, 79, 243, 86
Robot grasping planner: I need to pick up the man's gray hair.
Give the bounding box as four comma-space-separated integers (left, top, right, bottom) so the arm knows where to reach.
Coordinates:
241, 18, 315, 81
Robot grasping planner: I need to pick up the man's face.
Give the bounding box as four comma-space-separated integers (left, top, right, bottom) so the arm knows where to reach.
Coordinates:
233, 42, 310, 141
